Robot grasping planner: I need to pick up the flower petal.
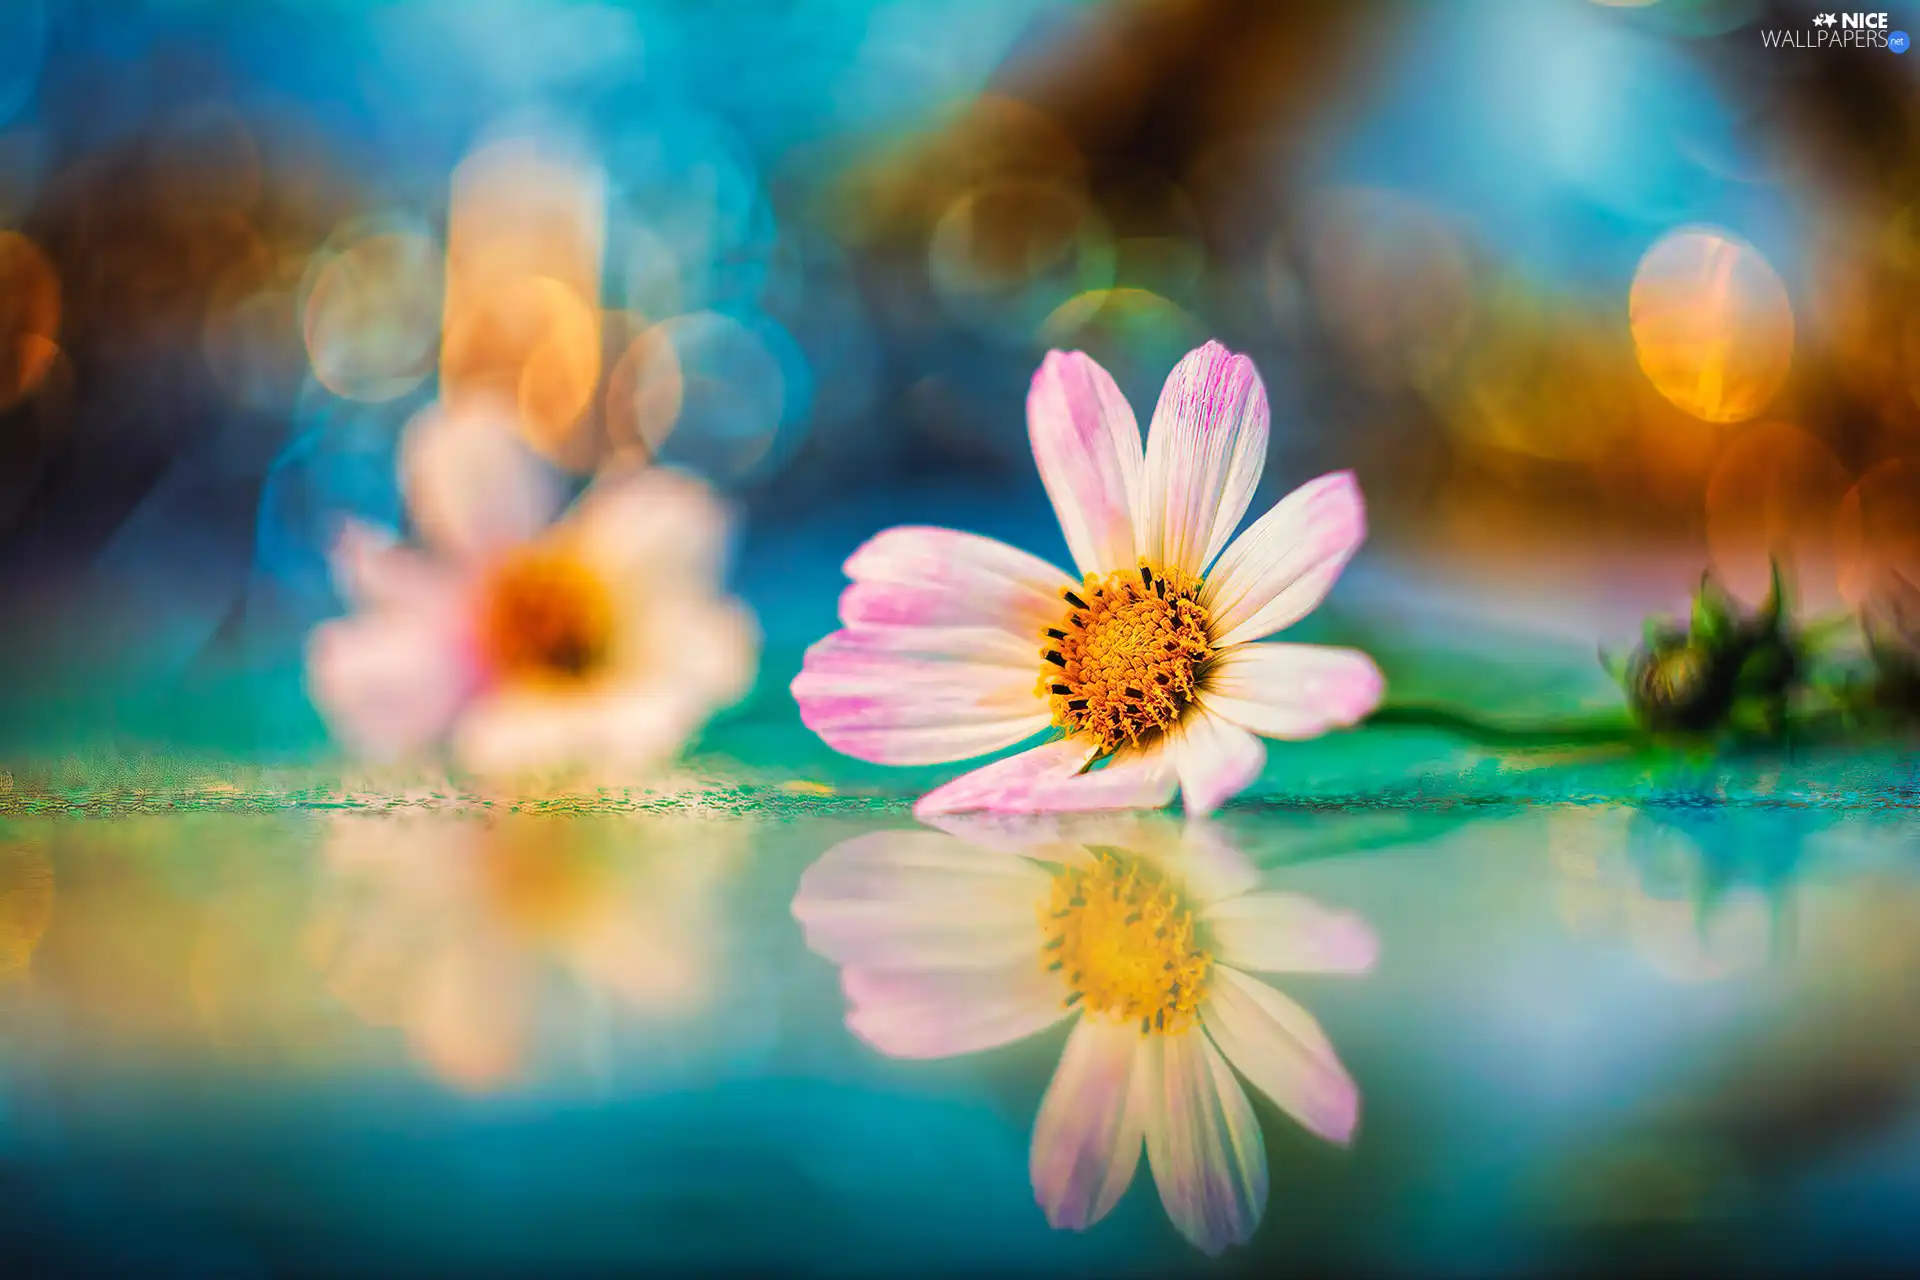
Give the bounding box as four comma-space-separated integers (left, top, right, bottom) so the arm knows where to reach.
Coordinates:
793, 830, 1053, 971
305, 611, 476, 759
1032, 1016, 1147, 1230
1200, 645, 1383, 740
839, 526, 1074, 636
399, 399, 566, 563
1142, 1028, 1267, 1255
1201, 966, 1359, 1145
1175, 821, 1261, 904
452, 685, 694, 779
329, 519, 461, 611
568, 464, 733, 589
794, 630, 1050, 765
913, 738, 1180, 818
1202, 471, 1366, 646
842, 962, 1070, 1060
1203, 893, 1379, 975
1170, 710, 1266, 818
1029, 349, 1146, 578
1140, 342, 1269, 578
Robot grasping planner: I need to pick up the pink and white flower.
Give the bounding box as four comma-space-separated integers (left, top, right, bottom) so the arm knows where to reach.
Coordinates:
792, 341, 1382, 817
792, 813, 1376, 1255
306, 400, 757, 780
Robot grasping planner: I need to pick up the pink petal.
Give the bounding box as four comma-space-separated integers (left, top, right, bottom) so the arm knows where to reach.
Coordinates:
1032, 1017, 1147, 1230
1141, 342, 1269, 579
305, 611, 476, 759
792, 831, 1053, 970
399, 398, 566, 563
912, 738, 1180, 819
329, 520, 461, 610
1200, 966, 1359, 1145
1203, 893, 1379, 974
1029, 349, 1146, 578
1169, 710, 1266, 818
842, 963, 1070, 1060
793, 630, 1050, 765
1141, 1028, 1267, 1255
1200, 644, 1384, 740
839, 526, 1074, 636
1201, 472, 1366, 646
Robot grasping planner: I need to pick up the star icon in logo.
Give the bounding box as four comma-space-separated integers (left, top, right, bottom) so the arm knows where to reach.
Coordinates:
1813, 12, 1837, 25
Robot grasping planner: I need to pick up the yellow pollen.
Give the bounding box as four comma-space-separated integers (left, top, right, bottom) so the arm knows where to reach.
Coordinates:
1039, 562, 1213, 753
478, 544, 615, 684
1040, 848, 1211, 1036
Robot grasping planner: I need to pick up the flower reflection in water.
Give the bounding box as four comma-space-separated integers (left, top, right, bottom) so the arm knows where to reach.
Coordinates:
0, 838, 52, 987
307, 812, 743, 1093
793, 813, 1377, 1255
1552, 803, 1811, 983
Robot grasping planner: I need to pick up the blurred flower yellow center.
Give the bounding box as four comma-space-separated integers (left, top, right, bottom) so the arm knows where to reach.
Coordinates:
1041, 848, 1211, 1035
478, 545, 614, 683
476, 818, 609, 939
1041, 564, 1213, 753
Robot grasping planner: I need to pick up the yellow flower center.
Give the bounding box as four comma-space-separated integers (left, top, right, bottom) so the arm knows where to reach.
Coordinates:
1039, 563, 1214, 754
1040, 848, 1211, 1035
478, 544, 615, 684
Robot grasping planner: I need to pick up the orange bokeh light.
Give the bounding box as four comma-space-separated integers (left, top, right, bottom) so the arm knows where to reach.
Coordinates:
441, 134, 607, 468
0, 229, 60, 412
1704, 421, 1853, 610
1630, 227, 1794, 424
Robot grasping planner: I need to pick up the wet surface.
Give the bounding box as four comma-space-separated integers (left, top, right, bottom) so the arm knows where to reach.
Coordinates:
2, 800, 1917, 1273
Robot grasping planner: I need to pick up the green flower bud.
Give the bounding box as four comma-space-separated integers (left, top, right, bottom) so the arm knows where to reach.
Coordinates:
1611, 563, 1802, 737
1862, 569, 1920, 709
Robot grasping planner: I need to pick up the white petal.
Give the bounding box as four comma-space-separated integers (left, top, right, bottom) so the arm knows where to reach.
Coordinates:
1204, 893, 1379, 974
1170, 710, 1267, 818
400, 399, 565, 562
792, 830, 1053, 971
1173, 821, 1261, 904
329, 519, 462, 611
568, 464, 732, 590
1202, 472, 1366, 646
1141, 1027, 1268, 1255
1201, 966, 1359, 1145
1028, 349, 1146, 578
1141, 342, 1269, 578
842, 962, 1070, 1060
452, 685, 692, 779
1032, 1017, 1148, 1230
1200, 645, 1384, 740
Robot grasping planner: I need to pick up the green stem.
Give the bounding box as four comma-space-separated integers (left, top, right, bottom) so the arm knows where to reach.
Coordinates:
1366, 703, 1640, 748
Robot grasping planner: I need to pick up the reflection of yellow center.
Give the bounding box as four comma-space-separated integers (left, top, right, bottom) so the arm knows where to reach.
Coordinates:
476, 819, 609, 939
478, 545, 614, 684
1041, 564, 1213, 754
1041, 848, 1211, 1035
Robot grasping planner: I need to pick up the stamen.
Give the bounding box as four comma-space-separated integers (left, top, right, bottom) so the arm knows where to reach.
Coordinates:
1036, 561, 1214, 753
478, 544, 616, 684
